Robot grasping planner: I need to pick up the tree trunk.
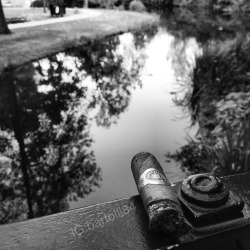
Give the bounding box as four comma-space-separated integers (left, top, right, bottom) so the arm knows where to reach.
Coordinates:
0, 0, 10, 34
10, 77, 34, 219
43, 0, 47, 13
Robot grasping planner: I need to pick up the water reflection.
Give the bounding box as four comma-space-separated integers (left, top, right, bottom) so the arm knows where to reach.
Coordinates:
66, 31, 153, 127
76, 27, 199, 209
0, 28, 156, 224
165, 8, 250, 177
0, 63, 101, 223
2, 7, 247, 224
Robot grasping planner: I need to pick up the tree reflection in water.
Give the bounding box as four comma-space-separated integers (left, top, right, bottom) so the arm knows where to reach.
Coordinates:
0, 27, 156, 224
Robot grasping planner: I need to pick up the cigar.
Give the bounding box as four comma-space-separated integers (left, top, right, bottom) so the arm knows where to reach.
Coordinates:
131, 152, 186, 236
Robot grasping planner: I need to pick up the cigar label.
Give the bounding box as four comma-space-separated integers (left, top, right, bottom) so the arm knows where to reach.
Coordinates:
131, 152, 187, 236
138, 168, 169, 190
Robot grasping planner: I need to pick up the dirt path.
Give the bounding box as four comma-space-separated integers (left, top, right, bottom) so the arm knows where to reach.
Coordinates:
0, 9, 159, 73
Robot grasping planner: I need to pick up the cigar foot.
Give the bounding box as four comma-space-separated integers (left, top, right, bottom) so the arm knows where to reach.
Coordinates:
148, 200, 186, 236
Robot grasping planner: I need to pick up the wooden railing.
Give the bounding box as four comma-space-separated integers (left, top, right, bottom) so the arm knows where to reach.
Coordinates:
0, 173, 250, 249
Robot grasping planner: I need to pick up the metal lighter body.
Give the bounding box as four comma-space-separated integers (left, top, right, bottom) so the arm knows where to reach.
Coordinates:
131, 152, 185, 235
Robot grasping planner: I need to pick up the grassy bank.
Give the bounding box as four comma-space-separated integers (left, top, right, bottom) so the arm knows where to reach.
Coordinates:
0, 9, 159, 73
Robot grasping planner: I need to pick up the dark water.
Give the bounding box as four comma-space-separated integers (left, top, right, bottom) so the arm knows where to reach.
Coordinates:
1, 7, 250, 224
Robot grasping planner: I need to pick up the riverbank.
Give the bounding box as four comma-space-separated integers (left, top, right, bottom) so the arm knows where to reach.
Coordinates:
0, 9, 159, 73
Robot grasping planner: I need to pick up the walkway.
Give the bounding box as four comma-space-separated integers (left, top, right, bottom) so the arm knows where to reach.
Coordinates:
9, 9, 101, 30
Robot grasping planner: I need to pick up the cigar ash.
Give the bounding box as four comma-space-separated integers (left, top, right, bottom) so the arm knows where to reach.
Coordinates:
148, 200, 190, 237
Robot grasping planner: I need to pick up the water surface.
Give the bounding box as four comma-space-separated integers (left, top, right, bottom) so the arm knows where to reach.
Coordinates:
3, 7, 249, 223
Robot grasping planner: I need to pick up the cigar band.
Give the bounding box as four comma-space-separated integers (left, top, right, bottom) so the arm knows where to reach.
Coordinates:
138, 168, 169, 191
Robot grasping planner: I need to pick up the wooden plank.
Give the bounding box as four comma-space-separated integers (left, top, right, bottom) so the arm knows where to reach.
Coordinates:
1, 173, 250, 250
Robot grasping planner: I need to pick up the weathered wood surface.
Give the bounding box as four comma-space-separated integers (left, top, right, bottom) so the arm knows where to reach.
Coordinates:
1, 173, 250, 250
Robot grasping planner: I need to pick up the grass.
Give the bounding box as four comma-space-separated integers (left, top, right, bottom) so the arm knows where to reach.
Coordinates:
0, 9, 159, 74
3, 7, 79, 22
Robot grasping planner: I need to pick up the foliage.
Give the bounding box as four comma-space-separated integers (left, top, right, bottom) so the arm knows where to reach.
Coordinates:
31, 0, 67, 7
68, 29, 155, 127
213, 0, 250, 16
160, 6, 250, 44
0, 62, 101, 220
171, 32, 250, 123
129, 0, 146, 12
31, 0, 45, 7
64, 0, 84, 7
165, 136, 207, 175
0, 131, 28, 223
167, 111, 250, 177
46, 0, 65, 5
169, 32, 250, 177
190, 34, 250, 123
0, 29, 155, 223
201, 92, 250, 176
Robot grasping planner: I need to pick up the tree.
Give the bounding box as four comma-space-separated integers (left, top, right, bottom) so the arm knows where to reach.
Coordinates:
68, 29, 157, 127
43, 0, 47, 13
0, 28, 155, 223
0, 0, 10, 34
0, 59, 102, 222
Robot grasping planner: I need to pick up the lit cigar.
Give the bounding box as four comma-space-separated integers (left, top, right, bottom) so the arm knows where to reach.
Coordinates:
131, 152, 186, 235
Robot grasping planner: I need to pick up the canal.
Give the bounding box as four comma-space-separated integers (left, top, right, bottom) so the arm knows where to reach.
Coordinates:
0, 6, 250, 223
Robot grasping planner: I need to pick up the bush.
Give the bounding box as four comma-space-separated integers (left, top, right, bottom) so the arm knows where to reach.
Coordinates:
129, 0, 146, 12
31, 0, 45, 7
169, 35, 250, 177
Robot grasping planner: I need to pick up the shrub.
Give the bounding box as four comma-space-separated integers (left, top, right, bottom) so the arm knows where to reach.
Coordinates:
129, 0, 146, 12
31, 0, 44, 7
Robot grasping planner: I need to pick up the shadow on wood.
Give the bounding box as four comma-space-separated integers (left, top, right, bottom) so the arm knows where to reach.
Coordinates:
1, 173, 250, 249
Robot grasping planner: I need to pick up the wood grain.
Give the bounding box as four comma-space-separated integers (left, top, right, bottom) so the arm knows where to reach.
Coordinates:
0, 173, 250, 249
